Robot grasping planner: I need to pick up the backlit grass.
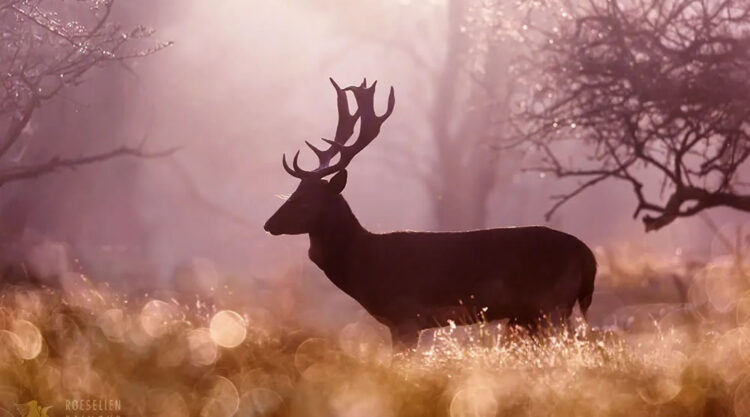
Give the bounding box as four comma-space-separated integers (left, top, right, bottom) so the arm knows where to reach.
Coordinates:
1, 253, 750, 417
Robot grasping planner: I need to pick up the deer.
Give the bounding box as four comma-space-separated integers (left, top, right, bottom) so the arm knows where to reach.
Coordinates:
264, 78, 597, 344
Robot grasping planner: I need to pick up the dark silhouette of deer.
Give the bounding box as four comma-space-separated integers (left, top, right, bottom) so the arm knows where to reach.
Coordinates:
264, 79, 596, 343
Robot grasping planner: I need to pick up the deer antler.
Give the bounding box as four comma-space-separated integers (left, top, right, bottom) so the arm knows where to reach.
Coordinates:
283, 78, 395, 179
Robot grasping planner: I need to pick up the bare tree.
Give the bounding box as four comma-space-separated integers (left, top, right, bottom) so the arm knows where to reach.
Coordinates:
516, 0, 750, 231
373, 1, 524, 230
0, 0, 173, 187
426, 1, 521, 230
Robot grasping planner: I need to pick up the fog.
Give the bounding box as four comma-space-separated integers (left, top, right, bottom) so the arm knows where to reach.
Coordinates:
6, 4, 750, 415
3, 0, 744, 297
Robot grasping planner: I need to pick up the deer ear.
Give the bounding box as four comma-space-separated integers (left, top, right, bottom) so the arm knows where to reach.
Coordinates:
328, 170, 347, 194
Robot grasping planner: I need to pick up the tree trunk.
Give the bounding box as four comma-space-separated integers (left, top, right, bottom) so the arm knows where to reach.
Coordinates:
427, 1, 513, 231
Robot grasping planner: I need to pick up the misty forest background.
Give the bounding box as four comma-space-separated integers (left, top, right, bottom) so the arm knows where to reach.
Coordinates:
2, 0, 749, 331
7, 1, 750, 416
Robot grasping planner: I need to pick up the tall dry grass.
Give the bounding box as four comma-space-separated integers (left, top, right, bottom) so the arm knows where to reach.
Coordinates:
1, 250, 749, 417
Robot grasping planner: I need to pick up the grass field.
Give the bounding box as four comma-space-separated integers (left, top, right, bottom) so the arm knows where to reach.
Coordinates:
1, 253, 749, 417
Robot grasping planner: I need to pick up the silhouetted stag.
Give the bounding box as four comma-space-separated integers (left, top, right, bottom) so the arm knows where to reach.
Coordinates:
264, 79, 596, 343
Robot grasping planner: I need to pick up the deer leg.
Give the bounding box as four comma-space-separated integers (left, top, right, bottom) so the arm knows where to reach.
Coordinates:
546, 307, 574, 330
509, 314, 543, 335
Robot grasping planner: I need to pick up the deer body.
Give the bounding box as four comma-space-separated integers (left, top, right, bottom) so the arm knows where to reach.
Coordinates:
291, 190, 595, 341
264, 79, 596, 343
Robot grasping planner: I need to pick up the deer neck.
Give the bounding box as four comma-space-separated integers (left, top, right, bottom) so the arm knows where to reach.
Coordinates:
307, 196, 366, 289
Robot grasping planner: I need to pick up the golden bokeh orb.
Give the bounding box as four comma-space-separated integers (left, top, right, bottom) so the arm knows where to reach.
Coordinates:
10, 319, 43, 360
450, 385, 498, 417
140, 300, 180, 338
210, 310, 247, 348
200, 376, 239, 417
187, 328, 218, 366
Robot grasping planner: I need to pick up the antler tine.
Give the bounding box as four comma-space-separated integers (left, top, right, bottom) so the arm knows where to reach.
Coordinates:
282, 150, 325, 178
307, 80, 396, 178
320, 138, 344, 149
380, 86, 395, 122
305, 140, 327, 160
330, 78, 359, 146
302, 78, 360, 171
280, 79, 395, 179
282, 152, 303, 178
291, 151, 305, 173
280, 80, 357, 179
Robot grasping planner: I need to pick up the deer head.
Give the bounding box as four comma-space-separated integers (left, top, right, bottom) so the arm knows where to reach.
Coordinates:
264, 78, 395, 236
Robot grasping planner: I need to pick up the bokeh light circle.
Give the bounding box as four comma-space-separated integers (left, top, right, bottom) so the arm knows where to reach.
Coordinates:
294, 338, 336, 374
238, 388, 283, 417
210, 310, 247, 348
187, 328, 218, 366
140, 300, 180, 338
97, 308, 126, 343
339, 321, 393, 366
200, 376, 239, 417
10, 319, 43, 360
450, 385, 498, 417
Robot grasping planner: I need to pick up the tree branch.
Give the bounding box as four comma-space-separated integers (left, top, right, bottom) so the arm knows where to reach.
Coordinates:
0, 144, 180, 187
512, 0, 750, 231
